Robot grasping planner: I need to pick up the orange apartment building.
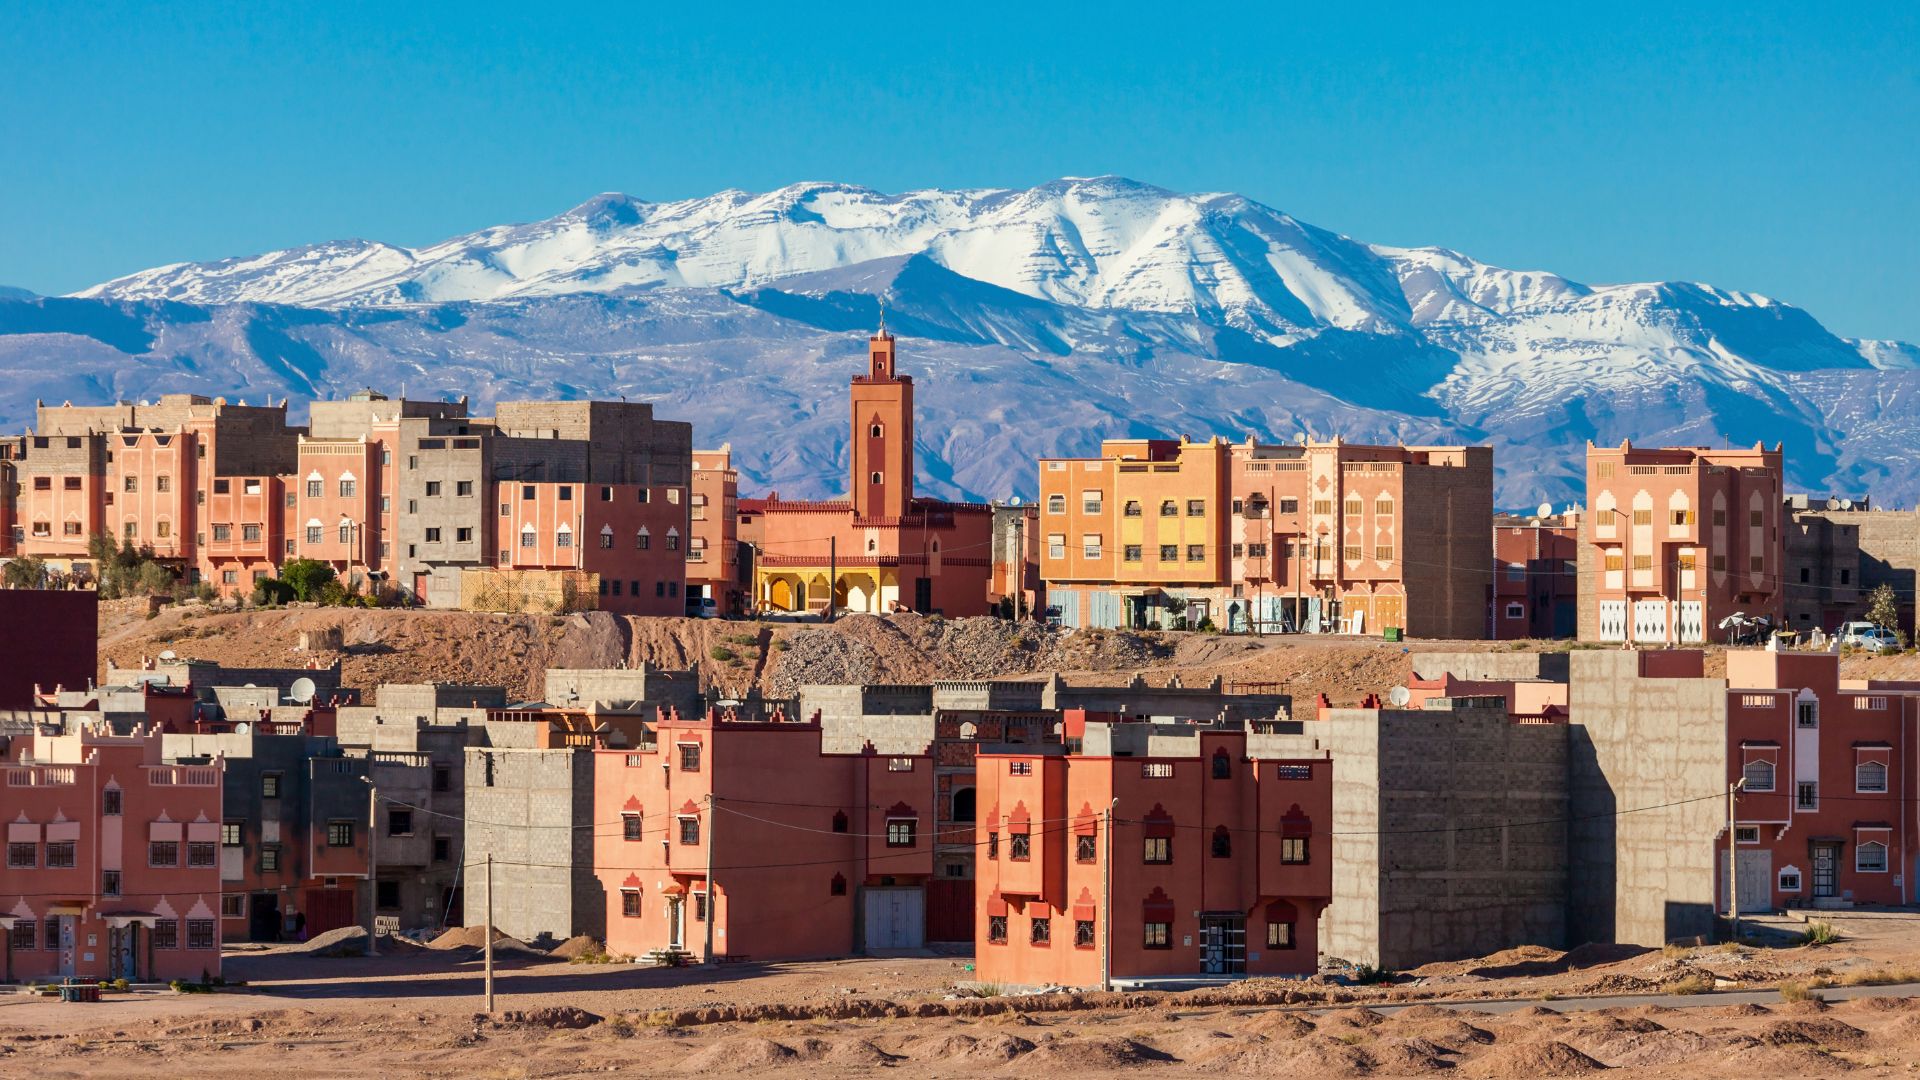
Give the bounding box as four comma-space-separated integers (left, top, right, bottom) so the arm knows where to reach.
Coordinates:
593, 706, 935, 961
494, 480, 692, 616
689, 446, 745, 614
1038, 436, 1492, 638
0, 725, 225, 982
754, 329, 995, 616
974, 711, 1332, 988
1578, 441, 1785, 643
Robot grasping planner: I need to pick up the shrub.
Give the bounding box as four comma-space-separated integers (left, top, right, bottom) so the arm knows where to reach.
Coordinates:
1840, 967, 1919, 986
1350, 963, 1395, 985
1801, 921, 1840, 947
111, 978, 128, 992
316, 580, 350, 607
709, 645, 737, 662
1666, 974, 1713, 995
772, 638, 790, 651
279, 558, 337, 602
1, 555, 49, 589
973, 982, 1007, 998
252, 577, 295, 606
1779, 980, 1821, 1002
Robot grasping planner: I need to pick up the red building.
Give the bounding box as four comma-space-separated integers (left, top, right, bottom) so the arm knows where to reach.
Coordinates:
0, 726, 224, 982
1724, 649, 1920, 911
498, 480, 691, 616
593, 706, 933, 962
754, 329, 995, 616
974, 711, 1332, 989
1492, 509, 1580, 639
689, 447, 745, 614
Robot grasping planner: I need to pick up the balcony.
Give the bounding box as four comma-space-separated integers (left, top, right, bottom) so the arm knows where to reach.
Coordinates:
6, 766, 76, 787
146, 765, 220, 786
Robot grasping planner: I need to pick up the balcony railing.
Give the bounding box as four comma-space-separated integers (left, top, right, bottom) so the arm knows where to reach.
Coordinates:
146, 765, 220, 786
6, 766, 76, 787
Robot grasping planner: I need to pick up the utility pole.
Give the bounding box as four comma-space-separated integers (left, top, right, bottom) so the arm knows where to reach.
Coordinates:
1727, 777, 1746, 943
1012, 515, 1023, 622
364, 779, 378, 957
827, 536, 837, 623
1100, 798, 1116, 992
483, 853, 494, 1012
704, 793, 717, 962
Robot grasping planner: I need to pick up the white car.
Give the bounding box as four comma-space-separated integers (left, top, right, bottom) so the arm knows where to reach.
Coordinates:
1837, 622, 1900, 652
686, 596, 719, 619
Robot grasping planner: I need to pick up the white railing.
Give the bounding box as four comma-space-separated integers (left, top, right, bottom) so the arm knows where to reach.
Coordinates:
146, 765, 220, 787
6, 766, 76, 787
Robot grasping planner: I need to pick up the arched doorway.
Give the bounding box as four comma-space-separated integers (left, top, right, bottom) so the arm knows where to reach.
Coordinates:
952, 787, 976, 824
769, 578, 795, 611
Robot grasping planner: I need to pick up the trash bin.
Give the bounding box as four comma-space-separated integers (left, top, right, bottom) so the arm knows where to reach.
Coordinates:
1383, 627, 1402, 642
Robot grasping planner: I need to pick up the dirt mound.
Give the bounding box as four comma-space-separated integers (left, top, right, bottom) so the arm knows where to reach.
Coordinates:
1238, 1012, 1317, 1038
1579, 1029, 1714, 1068
163, 1016, 264, 1037
1776, 997, 1831, 1014
1509, 1005, 1565, 1018
911, 1033, 1036, 1062
283, 925, 367, 957
1280, 1035, 1377, 1077
548, 935, 605, 960
1577, 974, 1659, 995
1758, 1017, 1867, 1049
679, 1037, 800, 1070
1844, 994, 1914, 1013
1389, 1004, 1460, 1021
1019, 1035, 1170, 1069
1321, 1007, 1386, 1029
1564, 943, 1650, 969
429, 925, 510, 949
1393, 1017, 1495, 1049
1469, 1039, 1605, 1077
1710, 1003, 1772, 1017
496, 1006, 601, 1029
1369, 1036, 1455, 1072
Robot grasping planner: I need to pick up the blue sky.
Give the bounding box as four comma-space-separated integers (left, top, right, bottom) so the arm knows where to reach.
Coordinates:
3, 2, 1916, 341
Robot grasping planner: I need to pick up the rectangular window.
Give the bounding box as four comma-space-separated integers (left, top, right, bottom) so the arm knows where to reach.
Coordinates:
1047, 494, 1065, 515
1123, 544, 1142, 561
1750, 510, 1764, 527
102, 869, 122, 897
1632, 555, 1653, 571
124, 475, 138, 493
187, 919, 216, 950
376, 880, 400, 910
261, 845, 281, 872
262, 773, 282, 799
433, 835, 451, 863
1282, 837, 1309, 864
1144, 922, 1171, 949
338, 523, 351, 544
1278, 498, 1298, 514
1312, 499, 1333, 515
1796, 781, 1818, 810
457, 480, 473, 497
8, 920, 33, 951
1009, 833, 1031, 861
623, 813, 644, 841
1343, 545, 1362, 561
339, 478, 356, 498
987, 832, 999, 859
887, 819, 917, 847
1143, 837, 1171, 864
1247, 543, 1267, 558
222, 570, 238, 585
1081, 491, 1102, 514
558, 486, 573, 501
1797, 702, 1817, 728
1267, 921, 1295, 949
1187, 499, 1205, 516
221, 894, 246, 918
621, 889, 641, 918
103, 789, 123, 816
1187, 544, 1205, 561
149, 840, 179, 867
306, 525, 322, 545
988, 915, 1008, 944
1750, 556, 1764, 572
1374, 545, 1392, 561
388, 810, 413, 837
1159, 544, 1178, 561
678, 817, 700, 845
1859, 843, 1889, 873
425, 481, 442, 497
43, 840, 75, 868
425, 527, 442, 542
1082, 534, 1102, 559
152, 918, 178, 949
306, 479, 322, 498
187, 841, 217, 867
1047, 534, 1065, 560
327, 821, 354, 847
1029, 916, 1050, 945
6, 842, 34, 869
679, 743, 701, 771
221, 821, 242, 846
1008, 761, 1032, 776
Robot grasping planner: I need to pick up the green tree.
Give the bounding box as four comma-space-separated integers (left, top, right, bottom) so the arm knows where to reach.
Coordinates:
2, 556, 48, 589
1867, 583, 1903, 634
278, 559, 337, 602
136, 561, 175, 595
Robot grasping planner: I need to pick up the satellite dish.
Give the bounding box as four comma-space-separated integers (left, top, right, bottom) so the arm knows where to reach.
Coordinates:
1010, 496, 1023, 506
233, 722, 251, 736
1840, 499, 1855, 510
1536, 502, 1553, 520
290, 677, 317, 704
1388, 685, 1412, 707
158, 649, 177, 662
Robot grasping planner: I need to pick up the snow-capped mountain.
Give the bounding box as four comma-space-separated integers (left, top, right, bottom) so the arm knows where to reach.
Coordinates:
8, 177, 1913, 506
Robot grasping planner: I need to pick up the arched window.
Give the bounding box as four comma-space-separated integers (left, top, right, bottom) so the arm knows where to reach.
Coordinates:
519, 523, 537, 549
830, 873, 847, 896
1210, 825, 1231, 859
870, 471, 883, 485
1211, 749, 1231, 780
831, 811, 849, 834
1858, 760, 1889, 794
599, 524, 614, 549
952, 788, 976, 823
870, 423, 883, 438
1742, 759, 1775, 793
1159, 500, 1178, 517
636, 526, 650, 550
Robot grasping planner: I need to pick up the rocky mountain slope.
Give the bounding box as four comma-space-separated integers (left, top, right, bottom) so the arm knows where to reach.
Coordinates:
5, 177, 1913, 505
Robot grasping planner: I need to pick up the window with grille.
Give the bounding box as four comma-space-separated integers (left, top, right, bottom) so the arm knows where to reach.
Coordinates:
327, 821, 354, 847
1375, 498, 1394, 516
679, 743, 701, 771
1009, 833, 1031, 861
1142, 762, 1173, 778
1030, 917, 1050, 945
1159, 544, 1178, 560
1741, 759, 1775, 792
43, 841, 74, 868
103, 789, 123, 816
1076, 834, 1096, 862
988, 916, 1008, 944
1081, 492, 1102, 514
1281, 837, 1309, 864
1143, 837, 1171, 864
1267, 920, 1295, 949
1144, 922, 1171, 949
1075, 919, 1095, 948
152, 919, 178, 949
149, 841, 179, 867
1343, 545, 1362, 561
1124, 545, 1142, 561
678, 817, 701, 845
1345, 498, 1362, 516
1859, 841, 1888, 873
621, 890, 641, 917
1374, 545, 1393, 561
1858, 761, 1889, 793
1796, 781, 1818, 809
886, 819, 917, 847
1047, 494, 1065, 514
187, 842, 216, 867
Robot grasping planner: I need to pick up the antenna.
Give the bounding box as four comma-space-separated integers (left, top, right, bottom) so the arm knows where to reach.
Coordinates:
289, 677, 316, 704
1388, 685, 1411, 708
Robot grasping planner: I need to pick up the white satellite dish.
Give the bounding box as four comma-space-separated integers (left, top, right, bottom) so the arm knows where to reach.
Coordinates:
233, 722, 251, 736
1010, 496, 1023, 506
289, 677, 317, 704
1536, 502, 1553, 520
1388, 685, 1411, 707
158, 649, 177, 662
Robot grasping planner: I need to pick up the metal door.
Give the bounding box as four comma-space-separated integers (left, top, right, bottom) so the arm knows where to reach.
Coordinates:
1720, 849, 1773, 913
109, 926, 136, 981
862, 887, 925, 951
1198, 916, 1245, 974
1812, 843, 1839, 898
57, 917, 75, 977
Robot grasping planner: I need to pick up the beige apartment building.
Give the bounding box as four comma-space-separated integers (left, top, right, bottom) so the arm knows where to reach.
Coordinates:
1037, 436, 1493, 638
1577, 440, 1784, 643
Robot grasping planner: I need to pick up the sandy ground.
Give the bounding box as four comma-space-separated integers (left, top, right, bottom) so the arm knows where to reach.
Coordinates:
10, 913, 1920, 1077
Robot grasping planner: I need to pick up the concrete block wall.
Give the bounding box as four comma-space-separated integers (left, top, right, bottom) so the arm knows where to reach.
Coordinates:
1400, 451, 1496, 640
545, 668, 701, 714
1323, 700, 1567, 970
1566, 651, 1726, 947
1412, 651, 1570, 684
462, 747, 602, 943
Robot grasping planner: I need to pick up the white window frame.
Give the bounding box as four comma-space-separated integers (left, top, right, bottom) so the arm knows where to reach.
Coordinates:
1858, 840, 1889, 873
1741, 758, 1776, 793
1857, 760, 1889, 794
